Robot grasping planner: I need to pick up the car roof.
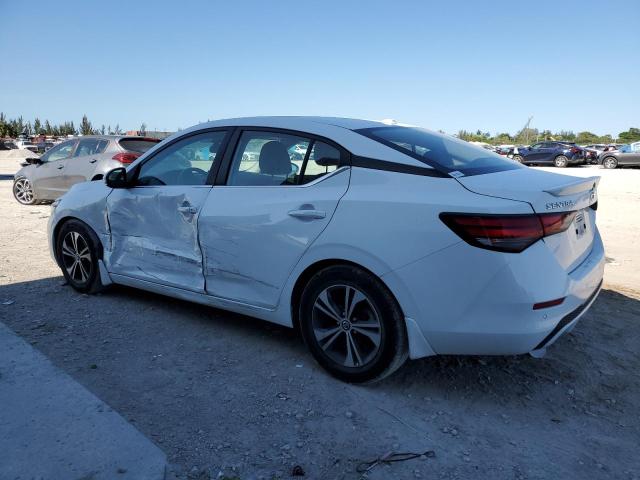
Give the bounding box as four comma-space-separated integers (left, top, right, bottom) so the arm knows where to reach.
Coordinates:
158, 116, 430, 168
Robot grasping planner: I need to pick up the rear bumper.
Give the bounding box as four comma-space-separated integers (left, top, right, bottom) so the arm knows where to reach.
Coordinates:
383, 228, 605, 357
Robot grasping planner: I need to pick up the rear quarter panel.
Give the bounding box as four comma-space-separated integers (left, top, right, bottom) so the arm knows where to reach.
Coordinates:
275, 167, 534, 324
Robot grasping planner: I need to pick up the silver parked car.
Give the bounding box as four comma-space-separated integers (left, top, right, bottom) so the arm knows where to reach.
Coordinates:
12, 135, 160, 205
598, 143, 640, 169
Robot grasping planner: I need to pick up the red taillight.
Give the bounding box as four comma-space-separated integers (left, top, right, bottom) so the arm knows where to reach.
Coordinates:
112, 152, 140, 164
440, 211, 577, 253
539, 211, 577, 236
570, 147, 581, 154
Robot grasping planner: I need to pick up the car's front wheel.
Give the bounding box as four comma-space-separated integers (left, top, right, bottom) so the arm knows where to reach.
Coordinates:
602, 156, 618, 169
513, 154, 524, 163
554, 155, 569, 168
56, 220, 105, 294
13, 177, 38, 205
299, 265, 408, 383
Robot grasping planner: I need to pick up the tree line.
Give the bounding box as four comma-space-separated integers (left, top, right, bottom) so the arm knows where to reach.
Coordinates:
0, 113, 134, 138
458, 127, 640, 145
2, 112, 639, 145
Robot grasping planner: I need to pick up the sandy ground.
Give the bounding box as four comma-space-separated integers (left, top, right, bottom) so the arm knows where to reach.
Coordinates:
0, 156, 639, 480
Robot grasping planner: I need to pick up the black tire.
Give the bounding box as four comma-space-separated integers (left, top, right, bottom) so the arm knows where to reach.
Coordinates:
513, 154, 524, 163
13, 177, 38, 205
55, 219, 105, 294
602, 156, 618, 169
298, 265, 408, 383
554, 155, 569, 168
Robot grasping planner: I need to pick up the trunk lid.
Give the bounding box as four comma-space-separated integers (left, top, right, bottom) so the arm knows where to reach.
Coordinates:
456, 168, 600, 271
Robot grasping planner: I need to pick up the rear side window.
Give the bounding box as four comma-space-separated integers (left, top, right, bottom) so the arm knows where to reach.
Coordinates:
73, 139, 108, 157
357, 126, 523, 176
227, 131, 342, 186
301, 142, 340, 184
119, 138, 160, 153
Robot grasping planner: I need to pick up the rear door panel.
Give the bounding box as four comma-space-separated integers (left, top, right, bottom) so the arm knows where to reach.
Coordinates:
199, 169, 350, 308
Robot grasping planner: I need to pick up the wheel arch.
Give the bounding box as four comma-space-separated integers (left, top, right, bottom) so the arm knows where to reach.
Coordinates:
52, 216, 104, 266
287, 256, 435, 359
289, 258, 389, 331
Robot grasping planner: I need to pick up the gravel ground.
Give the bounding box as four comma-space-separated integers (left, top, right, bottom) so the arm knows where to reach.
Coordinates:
1, 161, 639, 480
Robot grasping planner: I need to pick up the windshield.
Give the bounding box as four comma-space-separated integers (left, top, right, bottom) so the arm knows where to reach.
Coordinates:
356, 126, 523, 176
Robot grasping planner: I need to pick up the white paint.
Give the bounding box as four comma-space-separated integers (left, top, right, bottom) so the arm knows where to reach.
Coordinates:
48, 117, 606, 362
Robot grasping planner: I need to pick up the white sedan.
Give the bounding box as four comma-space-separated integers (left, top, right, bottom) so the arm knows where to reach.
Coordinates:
48, 117, 604, 382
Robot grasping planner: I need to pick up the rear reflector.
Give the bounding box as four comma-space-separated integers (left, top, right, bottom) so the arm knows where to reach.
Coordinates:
533, 297, 565, 310
112, 152, 141, 164
440, 211, 577, 253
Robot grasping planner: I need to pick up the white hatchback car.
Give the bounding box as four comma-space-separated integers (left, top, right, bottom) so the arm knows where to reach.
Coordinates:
48, 117, 604, 382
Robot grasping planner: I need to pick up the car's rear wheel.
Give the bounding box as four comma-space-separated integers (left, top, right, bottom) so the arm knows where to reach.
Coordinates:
602, 156, 618, 169
299, 265, 408, 383
56, 220, 104, 294
554, 155, 569, 168
13, 177, 38, 205
513, 154, 524, 163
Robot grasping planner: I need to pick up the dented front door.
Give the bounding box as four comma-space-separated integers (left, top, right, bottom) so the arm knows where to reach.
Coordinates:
106, 186, 211, 292
104, 129, 229, 292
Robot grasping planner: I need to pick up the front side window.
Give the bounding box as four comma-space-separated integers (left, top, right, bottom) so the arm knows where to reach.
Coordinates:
357, 126, 523, 176
42, 141, 76, 162
136, 131, 227, 186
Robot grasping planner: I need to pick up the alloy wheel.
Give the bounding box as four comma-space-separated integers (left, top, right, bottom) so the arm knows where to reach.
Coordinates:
513, 155, 523, 163
603, 157, 617, 169
311, 284, 382, 368
13, 178, 35, 204
61, 231, 93, 284
555, 156, 568, 167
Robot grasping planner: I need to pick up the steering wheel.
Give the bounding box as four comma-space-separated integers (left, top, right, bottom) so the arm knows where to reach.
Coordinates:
177, 167, 208, 184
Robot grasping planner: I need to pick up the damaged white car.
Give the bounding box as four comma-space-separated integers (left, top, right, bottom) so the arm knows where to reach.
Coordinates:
48, 117, 604, 382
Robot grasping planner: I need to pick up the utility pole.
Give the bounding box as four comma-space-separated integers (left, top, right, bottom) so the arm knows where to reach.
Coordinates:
518, 116, 533, 144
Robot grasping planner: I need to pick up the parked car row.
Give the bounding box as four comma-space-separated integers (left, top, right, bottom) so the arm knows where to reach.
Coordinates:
491, 141, 638, 169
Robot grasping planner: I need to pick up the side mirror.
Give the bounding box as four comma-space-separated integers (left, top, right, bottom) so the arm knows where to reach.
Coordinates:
25, 157, 42, 165
105, 167, 129, 188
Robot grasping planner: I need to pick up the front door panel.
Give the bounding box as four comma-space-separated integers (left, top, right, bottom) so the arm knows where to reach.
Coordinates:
199, 170, 349, 308
106, 186, 211, 292
33, 159, 68, 198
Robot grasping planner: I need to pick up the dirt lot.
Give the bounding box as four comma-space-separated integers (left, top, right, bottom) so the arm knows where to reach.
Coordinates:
1, 159, 639, 480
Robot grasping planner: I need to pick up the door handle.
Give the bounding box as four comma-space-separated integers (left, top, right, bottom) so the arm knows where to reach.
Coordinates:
89, 159, 97, 164
56, 165, 64, 170
178, 206, 198, 215
288, 209, 326, 219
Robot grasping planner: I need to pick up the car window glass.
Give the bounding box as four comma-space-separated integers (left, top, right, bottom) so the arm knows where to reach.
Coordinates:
136, 131, 227, 186
301, 141, 340, 184
43, 141, 75, 162
73, 139, 106, 157
530, 143, 542, 149
227, 131, 310, 186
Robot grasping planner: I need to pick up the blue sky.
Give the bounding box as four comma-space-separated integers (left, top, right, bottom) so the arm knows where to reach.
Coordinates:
1, 0, 638, 136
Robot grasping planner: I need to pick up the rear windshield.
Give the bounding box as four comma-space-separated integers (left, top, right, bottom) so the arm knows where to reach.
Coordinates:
356, 126, 523, 176
119, 138, 160, 153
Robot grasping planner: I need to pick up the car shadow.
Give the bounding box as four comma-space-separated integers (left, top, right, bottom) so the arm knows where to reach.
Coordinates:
2, 276, 639, 478
2, 276, 638, 397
